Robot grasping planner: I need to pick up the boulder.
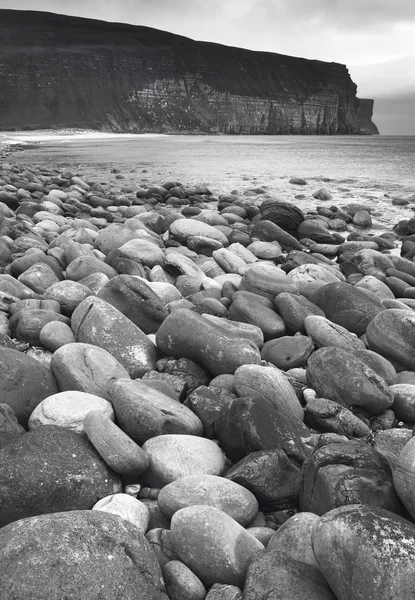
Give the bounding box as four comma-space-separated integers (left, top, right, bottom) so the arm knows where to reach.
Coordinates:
93, 493, 150, 533
170, 505, 263, 587
306, 347, 394, 414
366, 309, 415, 370
0, 510, 167, 600
243, 549, 335, 600
84, 410, 150, 475
234, 364, 304, 421
312, 504, 415, 600
28, 391, 114, 433
157, 474, 258, 526
51, 342, 129, 399
141, 434, 226, 487
304, 315, 366, 351
97, 275, 168, 334
300, 441, 405, 516
267, 511, 320, 567
304, 397, 371, 438
261, 335, 314, 370
162, 561, 206, 600
156, 308, 261, 376
72, 296, 157, 377
310, 281, 385, 336
215, 396, 313, 464
225, 448, 301, 510
108, 378, 203, 444
274, 292, 325, 333
0, 425, 121, 527
0, 346, 58, 427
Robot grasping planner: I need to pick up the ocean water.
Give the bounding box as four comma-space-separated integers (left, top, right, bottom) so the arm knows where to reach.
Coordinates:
6, 133, 415, 228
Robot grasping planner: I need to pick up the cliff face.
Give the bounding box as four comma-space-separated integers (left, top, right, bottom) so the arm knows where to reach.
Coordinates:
0, 10, 378, 135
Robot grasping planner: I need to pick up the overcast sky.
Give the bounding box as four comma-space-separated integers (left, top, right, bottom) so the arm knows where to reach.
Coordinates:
1, 0, 414, 133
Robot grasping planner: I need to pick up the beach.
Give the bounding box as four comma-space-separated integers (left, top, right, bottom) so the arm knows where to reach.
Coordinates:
2, 133, 415, 598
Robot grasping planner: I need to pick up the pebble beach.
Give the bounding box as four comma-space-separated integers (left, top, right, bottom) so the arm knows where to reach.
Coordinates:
2, 137, 415, 599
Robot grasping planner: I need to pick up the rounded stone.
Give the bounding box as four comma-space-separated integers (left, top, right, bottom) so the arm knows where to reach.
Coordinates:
156, 308, 261, 376
84, 410, 150, 475
0, 510, 167, 600
304, 315, 366, 351
393, 437, 415, 519
0, 425, 121, 527
71, 296, 157, 378
261, 335, 314, 370
234, 364, 304, 421
108, 378, 203, 445
162, 560, 206, 600
0, 346, 58, 427
39, 321, 77, 351
170, 505, 264, 588
366, 309, 415, 371
310, 281, 385, 336
141, 434, 226, 488
157, 474, 258, 526
267, 512, 320, 567
390, 384, 415, 422
45, 280, 92, 315
93, 493, 150, 533
306, 347, 394, 414
28, 391, 114, 434
312, 504, 415, 600
51, 342, 130, 400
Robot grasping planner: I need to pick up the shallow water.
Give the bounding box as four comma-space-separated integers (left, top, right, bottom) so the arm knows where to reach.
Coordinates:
5, 133, 415, 230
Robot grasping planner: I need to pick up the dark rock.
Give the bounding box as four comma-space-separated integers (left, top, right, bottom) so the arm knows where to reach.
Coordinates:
274, 292, 325, 333
299, 441, 405, 516
243, 549, 336, 600
0, 425, 121, 527
225, 448, 301, 510
0, 510, 167, 600
312, 504, 415, 600
261, 335, 314, 370
259, 200, 304, 234
366, 309, 415, 371
215, 396, 314, 464
304, 397, 371, 438
310, 281, 385, 336
0, 403, 26, 449
307, 347, 394, 414
0, 346, 58, 427
97, 274, 168, 334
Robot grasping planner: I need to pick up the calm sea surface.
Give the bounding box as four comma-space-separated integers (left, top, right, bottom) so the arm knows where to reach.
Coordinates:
6, 135, 415, 223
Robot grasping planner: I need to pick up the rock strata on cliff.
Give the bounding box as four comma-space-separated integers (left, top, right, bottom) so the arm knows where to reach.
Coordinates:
0, 10, 378, 135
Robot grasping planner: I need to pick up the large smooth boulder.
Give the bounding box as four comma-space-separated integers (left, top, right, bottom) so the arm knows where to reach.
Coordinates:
28, 391, 114, 433
0, 510, 167, 600
0, 346, 58, 427
0, 425, 121, 527
225, 448, 301, 510
109, 378, 203, 444
366, 309, 415, 370
156, 308, 261, 376
304, 315, 366, 351
215, 396, 314, 464
267, 512, 320, 567
72, 296, 157, 377
84, 410, 150, 475
141, 434, 226, 487
310, 281, 385, 336
51, 342, 129, 399
234, 364, 304, 421
393, 437, 415, 519
158, 474, 258, 526
300, 441, 405, 516
97, 275, 168, 334
170, 219, 229, 246
312, 504, 415, 600
243, 550, 335, 600
306, 347, 394, 414
170, 506, 263, 587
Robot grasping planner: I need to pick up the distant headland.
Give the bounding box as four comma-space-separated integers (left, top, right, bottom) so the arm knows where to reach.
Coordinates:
0, 9, 378, 135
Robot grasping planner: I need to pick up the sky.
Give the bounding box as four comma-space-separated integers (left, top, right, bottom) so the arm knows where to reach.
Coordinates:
0, 0, 414, 134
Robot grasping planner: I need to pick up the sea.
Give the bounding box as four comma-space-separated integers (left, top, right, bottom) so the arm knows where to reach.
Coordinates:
2, 133, 415, 229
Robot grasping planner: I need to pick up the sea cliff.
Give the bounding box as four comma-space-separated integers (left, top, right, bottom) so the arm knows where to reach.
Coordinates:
0, 10, 378, 135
